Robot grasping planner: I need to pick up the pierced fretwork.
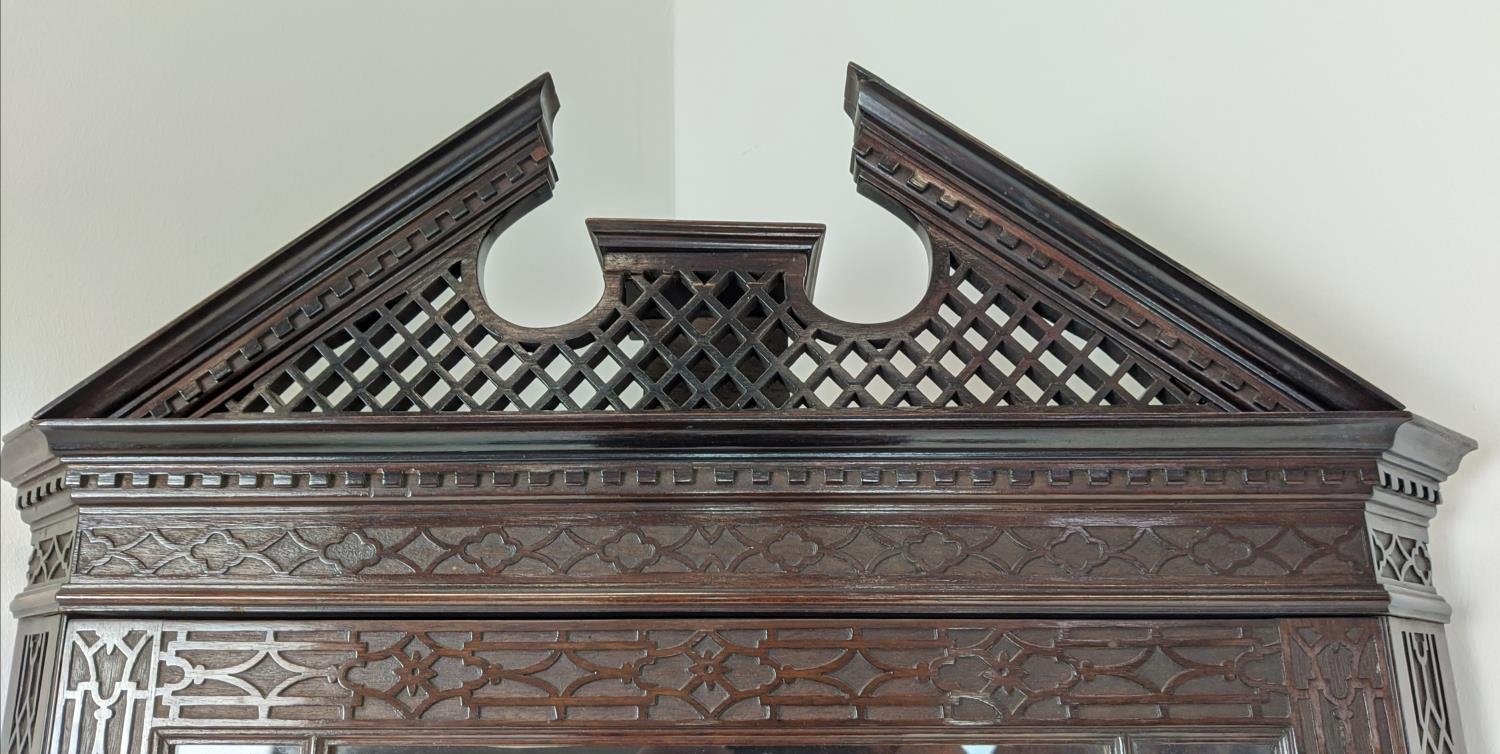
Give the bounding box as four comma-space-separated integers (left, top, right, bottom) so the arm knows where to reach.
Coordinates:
221, 240, 1219, 414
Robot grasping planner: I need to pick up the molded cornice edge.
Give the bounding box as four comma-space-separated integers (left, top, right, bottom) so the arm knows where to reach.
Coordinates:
34, 74, 560, 420
1, 411, 1470, 479
844, 63, 1400, 412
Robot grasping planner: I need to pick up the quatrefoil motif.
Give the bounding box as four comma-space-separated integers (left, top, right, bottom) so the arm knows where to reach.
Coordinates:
325, 532, 378, 572
463, 531, 520, 570
764, 531, 821, 570
599, 530, 660, 571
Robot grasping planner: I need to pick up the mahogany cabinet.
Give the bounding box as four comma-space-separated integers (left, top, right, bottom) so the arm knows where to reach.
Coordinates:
2, 64, 1475, 754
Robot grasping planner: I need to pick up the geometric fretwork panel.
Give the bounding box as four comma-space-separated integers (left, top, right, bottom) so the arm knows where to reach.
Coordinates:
1282, 618, 1405, 753
1394, 621, 1461, 754
4, 632, 50, 754
1401, 632, 1459, 753
143, 619, 1288, 724
72, 519, 1370, 583
220, 245, 1220, 413
54, 626, 155, 754
1372, 528, 1435, 588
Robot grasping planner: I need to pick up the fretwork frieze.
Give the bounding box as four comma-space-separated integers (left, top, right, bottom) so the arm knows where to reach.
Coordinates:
52, 618, 1289, 740
3, 65, 1474, 754
73, 515, 1372, 586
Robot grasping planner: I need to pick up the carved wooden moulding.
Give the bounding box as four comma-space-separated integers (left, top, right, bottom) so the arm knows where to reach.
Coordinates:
1, 65, 1476, 754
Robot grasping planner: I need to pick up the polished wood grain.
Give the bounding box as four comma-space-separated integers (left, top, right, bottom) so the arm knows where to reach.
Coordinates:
0, 65, 1475, 754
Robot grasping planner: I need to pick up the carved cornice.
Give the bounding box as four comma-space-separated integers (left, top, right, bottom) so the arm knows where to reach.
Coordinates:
34, 74, 559, 420
0, 64, 1478, 754
845, 63, 1400, 412
10, 66, 1450, 423
150, 141, 555, 419
0, 410, 1432, 476
60, 460, 1376, 500
13, 473, 65, 511
852, 132, 1298, 412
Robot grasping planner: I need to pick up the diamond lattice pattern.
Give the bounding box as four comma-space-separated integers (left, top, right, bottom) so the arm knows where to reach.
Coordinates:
222, 250, 1215, 413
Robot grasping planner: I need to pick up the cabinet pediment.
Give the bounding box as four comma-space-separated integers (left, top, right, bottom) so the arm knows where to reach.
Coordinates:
0, 63, 1478, 754
34, 65, 1397, 420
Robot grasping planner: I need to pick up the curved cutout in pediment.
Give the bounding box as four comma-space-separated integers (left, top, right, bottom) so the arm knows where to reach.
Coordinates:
476, 198, 607, 330
803, 208, 934, 327
34, 65, 1400, 418
218, 211, 1234, 413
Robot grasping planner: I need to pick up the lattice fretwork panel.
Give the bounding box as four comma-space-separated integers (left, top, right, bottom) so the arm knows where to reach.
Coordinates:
1400, 629, 1460, 754
220, 246, 1221, 414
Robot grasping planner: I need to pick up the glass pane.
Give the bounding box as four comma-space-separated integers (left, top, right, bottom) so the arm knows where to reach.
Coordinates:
331, 742, 1278, 754
175, 747, 301, 754
332, 747, 1108, 754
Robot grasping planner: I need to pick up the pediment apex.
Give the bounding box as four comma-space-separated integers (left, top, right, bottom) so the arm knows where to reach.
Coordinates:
20, 65, 1407, 422
586, 218, 825, 258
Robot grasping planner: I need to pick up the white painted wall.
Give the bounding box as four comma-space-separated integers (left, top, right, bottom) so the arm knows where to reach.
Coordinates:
3, 1, 1496, 746
674, 3, 1500, 747
0, 0, 676, 714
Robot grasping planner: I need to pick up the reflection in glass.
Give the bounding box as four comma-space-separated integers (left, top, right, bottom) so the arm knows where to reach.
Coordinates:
175, 746, 301, 754
182, 737, 1276, 754
178, 740, 1277, 754
335, 747, 1080, 754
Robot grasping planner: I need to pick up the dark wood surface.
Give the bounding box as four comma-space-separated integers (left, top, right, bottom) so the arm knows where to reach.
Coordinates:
1, 65, 1475, 754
